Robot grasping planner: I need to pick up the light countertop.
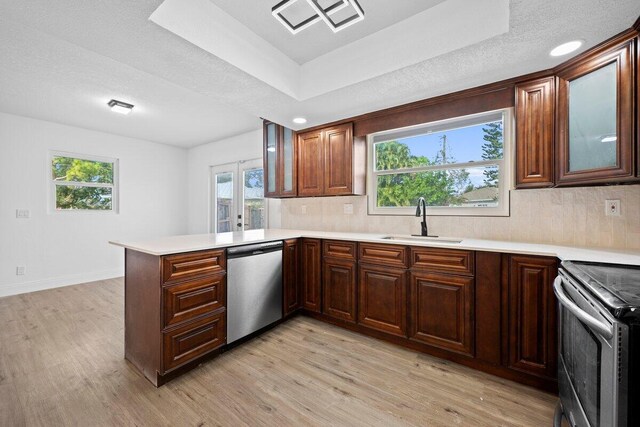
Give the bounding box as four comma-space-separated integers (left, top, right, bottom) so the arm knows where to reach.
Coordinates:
109, 228, 640, 266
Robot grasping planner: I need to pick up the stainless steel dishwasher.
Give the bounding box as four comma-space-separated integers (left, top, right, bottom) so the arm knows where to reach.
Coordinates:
226, 241, 283, 344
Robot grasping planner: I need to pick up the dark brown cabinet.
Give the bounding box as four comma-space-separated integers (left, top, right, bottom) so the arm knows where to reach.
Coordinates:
515, 77, 555, 188
283, 239, 300, 316
507, 255, 558, 379
409, 271, 474, 356
357, 243, 408, 336
125, 248, 227, 386
408, 247, 475, 356
300, 238, 322, 313
263, 121, 297, 198
555, 35, 637, 186
322, 240, 357, 322
358, 264, 407, 337
296, 123, 365, 197
323, 257, 357, 323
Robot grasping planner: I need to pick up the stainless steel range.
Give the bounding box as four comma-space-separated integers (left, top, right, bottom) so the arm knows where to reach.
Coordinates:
554, 261, 640, 427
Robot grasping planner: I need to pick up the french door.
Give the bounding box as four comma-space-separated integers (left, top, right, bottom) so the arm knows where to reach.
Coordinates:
210, 159, 267, 233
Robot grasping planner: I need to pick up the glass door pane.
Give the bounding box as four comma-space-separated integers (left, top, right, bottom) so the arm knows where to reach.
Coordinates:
241, 162, 265, 231
266, 123, 277, 194
283, 127, 294, 192
214, 171, 234, 233
568, 62, 617, 172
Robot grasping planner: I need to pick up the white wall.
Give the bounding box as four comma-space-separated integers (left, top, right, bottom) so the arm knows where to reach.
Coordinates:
0, 112, 188, 297
187, 128, 280, 234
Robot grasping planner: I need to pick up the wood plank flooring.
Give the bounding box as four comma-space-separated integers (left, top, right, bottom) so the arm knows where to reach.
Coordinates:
0, 278, 557, 426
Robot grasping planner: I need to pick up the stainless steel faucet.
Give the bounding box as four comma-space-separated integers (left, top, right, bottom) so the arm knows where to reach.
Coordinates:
414, 197, 437, 237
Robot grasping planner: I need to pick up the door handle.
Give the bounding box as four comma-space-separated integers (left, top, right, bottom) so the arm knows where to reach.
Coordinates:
553, 276, 614, 339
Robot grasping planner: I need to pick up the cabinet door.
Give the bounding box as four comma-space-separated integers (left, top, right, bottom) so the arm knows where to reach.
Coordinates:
409, 271, 474, 356
507, 255, 557, 378
297, 130, 324, 197
323, 258, 357, 323
301, 239, 322, 313
263, 121, 279, 197
283, 239, 300, 316
556, 36, 636, 185
323, 123, 353, 195
358, 264, 407, 336
515, 77, 555, 188
279, 127, 297, 197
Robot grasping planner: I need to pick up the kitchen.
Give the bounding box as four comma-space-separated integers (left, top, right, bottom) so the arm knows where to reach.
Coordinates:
1, 1, 639, 426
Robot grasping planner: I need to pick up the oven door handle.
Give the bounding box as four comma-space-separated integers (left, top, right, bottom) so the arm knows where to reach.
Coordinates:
553, 276, 614, 339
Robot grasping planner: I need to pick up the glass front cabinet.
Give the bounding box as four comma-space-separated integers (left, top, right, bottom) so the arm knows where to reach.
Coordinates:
555, 35, 637, 185
263, 121, 297, 198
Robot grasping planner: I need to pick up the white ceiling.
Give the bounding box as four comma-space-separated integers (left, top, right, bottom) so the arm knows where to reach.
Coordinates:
208, 0, 446, 64
0, 0, 638, 148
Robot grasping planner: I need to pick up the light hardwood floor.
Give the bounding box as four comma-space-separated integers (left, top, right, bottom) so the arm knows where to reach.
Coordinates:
0, 278, 556, 426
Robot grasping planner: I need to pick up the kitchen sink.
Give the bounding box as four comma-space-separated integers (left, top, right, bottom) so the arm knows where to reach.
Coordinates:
381, 235, 463, 244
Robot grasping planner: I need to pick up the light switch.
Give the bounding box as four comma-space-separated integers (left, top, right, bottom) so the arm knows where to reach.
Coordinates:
301, 205, 307, 214
16, 209, 30, 219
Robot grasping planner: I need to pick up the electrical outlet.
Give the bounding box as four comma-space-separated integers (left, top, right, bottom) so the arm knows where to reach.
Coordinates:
16, 209, 30, 219
605, 199, 620, 216
301, 205, 307, 214
16, 266, 26, 276
343, 203, 353, 215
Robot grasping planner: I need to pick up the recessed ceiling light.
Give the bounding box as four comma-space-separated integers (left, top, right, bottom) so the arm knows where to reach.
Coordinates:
550, 40, 583, 57
108, 99, 134, 115
293, 117, 307, 124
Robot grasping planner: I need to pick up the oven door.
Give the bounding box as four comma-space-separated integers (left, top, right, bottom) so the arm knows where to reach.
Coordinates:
554, 272, 627, 427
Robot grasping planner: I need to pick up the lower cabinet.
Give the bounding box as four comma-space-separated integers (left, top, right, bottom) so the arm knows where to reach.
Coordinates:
322, 257, 357, 322
283, 239, 300, 316
358, 263, 407, 336
507, 255, 558, 379
162, 311, 226, 371
301, 238, 322, 313
409, 271, 475, 356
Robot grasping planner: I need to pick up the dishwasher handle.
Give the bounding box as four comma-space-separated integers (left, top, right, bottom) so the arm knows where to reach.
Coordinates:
227, 241, 283, 258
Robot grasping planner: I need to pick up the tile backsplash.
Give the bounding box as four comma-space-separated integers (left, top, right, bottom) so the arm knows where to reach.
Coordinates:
280, 186, 640, 250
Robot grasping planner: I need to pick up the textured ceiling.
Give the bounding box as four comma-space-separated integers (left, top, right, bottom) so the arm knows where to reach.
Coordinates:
209, 0, 445, 64
0, 0, 638, 148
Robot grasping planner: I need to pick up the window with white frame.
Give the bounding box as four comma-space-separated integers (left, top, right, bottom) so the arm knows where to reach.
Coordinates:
367, 109, 512, 216
50, 152, 118, 212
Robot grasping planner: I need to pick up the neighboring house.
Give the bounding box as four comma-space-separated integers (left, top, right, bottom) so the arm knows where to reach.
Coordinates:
460, 186, 499, 207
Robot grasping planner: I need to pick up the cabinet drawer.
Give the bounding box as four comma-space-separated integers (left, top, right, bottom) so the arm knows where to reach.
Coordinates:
163, 311, 226, 372
163, 273, 226, 328
410, 247, 474, 276
162, 250, 225, 284
323, 240, 357, 260
359, 243, 408, 268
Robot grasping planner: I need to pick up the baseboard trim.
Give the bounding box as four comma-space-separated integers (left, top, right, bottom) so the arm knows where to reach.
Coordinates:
0, 269, 123, 298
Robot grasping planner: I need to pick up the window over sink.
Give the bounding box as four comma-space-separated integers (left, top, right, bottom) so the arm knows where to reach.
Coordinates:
367, 109, 513, 216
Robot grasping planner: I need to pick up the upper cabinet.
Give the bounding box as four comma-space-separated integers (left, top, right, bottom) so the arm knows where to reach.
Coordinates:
297, 123, 366, 197
263, 121, 297, 198
515, 77, 555, 188
515, 32, 638, 188
555, 35, 637, 186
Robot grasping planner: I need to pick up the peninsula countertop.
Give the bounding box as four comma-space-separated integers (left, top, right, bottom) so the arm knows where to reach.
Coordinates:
109, 228, 640, 266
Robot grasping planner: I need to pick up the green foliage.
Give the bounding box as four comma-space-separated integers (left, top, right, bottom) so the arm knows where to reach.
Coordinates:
52, 156, 113, 183
480, 122, 503, 187
55, 186, 112, 210
52, 156, 114, 210
375, 138, 471, 207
